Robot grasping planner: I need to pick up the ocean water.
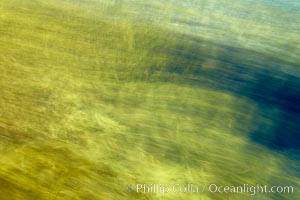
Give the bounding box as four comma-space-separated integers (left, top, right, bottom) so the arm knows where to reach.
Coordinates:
0, 0, 299, 199
246, 0, 300, 12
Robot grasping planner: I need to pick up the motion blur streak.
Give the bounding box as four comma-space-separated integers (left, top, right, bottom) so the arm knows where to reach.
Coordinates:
0, 0, 299, 199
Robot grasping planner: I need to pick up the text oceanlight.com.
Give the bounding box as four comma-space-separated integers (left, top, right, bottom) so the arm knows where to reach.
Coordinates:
126, 183, 294, 195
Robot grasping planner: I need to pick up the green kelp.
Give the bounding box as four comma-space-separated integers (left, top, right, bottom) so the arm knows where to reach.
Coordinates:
0, 0, 299, 199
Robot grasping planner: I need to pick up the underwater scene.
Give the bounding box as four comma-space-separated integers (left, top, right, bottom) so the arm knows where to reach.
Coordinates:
0, 0, 299, 199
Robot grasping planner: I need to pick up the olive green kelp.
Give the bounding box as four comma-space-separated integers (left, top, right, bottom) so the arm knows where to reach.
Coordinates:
0, 0, 299, 199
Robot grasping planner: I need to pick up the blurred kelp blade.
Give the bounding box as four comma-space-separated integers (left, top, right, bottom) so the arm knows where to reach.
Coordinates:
0, 0, 299, 199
